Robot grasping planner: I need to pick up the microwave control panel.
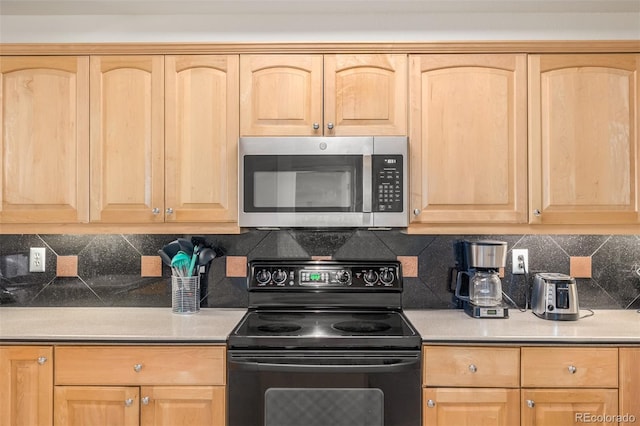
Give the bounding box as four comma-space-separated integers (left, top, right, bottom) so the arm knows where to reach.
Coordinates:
373, 155, 403, 212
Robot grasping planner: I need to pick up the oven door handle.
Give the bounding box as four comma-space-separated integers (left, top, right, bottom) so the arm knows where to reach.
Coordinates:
228, 357, 419, 374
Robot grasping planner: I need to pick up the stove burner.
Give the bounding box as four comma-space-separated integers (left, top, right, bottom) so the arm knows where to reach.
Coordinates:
332, 321, 392, 333
257, 324, 302, 333
258, 313, 306, 322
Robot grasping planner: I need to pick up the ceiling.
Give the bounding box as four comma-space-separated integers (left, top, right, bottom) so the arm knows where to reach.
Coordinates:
2, 0, 639, 15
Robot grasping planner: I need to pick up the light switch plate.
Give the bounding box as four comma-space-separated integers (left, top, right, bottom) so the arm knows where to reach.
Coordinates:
29, 247, 46, 272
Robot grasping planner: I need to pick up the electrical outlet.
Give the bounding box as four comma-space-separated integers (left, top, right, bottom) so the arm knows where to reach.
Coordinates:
512, 249, 528, 274
29, 247, 46, 272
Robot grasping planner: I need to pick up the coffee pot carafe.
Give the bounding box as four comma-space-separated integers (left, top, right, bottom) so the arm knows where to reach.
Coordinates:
451, 240, 509, 318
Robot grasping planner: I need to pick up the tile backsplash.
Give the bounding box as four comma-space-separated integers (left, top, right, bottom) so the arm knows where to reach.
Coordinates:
0, 231, 638, 310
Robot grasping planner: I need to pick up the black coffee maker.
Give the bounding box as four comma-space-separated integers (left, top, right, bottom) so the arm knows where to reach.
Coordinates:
449, 240, 509, 318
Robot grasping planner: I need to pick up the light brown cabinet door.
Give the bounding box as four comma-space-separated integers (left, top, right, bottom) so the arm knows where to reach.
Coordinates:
423, 388, 520, 426
529, 54, 640, 225
140, 386, 225, 426
165, 55, 239, 222
0, 346, 53, 426
240, 54, 323, 136
54, 386, 139, 426
620, 348, 640, 421
324, 54, 407, 136
89, 55, 164, 223
409, 54, 528, 225
521, 389, 618, 426
0, 57, 89, 223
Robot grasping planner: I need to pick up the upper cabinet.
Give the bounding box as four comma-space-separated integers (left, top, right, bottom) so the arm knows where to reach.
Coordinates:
164, 55, 239, 223
89, 56, 165, 223
529, 54, 640, 225
0, 56, 89, 223
90, 55, 239, 224
240, 54, 407, 136
409, 54, 528, 225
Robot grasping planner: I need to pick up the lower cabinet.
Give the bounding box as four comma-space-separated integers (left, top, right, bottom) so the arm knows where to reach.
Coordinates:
422, 346, 521, 426
423, 345, 629, 426
0, 345, 54, 426
620, 348, 640, 421
53, 345, 226, 426
520, 347, 619, 426
423, 388, 520, 426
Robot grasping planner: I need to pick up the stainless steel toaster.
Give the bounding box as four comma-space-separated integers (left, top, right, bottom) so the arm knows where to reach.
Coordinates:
531, 273, 580, 321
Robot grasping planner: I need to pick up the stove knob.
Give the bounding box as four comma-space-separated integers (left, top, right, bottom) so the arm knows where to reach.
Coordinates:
272, 269, 287, 284
255, 269, 272, 284
336, 270, 351, 284
364, 270, 379, 285
380, 269, 395, 285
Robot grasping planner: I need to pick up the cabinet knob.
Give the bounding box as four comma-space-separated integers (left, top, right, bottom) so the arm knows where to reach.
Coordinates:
527, 399, 535, 408
413, 208, 421, 216
141, 396, 150, 405
427, 399, 436, 408
124, 398, 134, 407
327, 122, 334, 130
152, 207, 160, 215
313, 123, 320, 130
468, 364, 477, 373
568, 365, 577, 374
533, 209, 541, 216
166, 208, 174, 214
133, 363, 142, 372
37, 356, 47, 365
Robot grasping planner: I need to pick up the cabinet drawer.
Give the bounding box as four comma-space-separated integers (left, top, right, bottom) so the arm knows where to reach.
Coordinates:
423, 346, 520, 388
55, 345, 225, 386
521, 347, 618, 388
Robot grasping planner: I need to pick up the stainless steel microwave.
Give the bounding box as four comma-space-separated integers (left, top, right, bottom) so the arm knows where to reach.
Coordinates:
239, 136, 408, 228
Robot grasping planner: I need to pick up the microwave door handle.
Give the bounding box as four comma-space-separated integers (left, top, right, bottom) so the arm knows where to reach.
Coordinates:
363, 154, 372, 213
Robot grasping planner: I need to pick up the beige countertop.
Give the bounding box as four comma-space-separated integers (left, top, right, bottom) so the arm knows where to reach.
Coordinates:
0, 307, 638, 344
405, 309, 640, 344
0, 307, 246, 343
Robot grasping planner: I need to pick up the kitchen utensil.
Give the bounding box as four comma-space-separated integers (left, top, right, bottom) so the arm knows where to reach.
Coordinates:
172, 275, 200, 314
178, 238, 194, 255
157, 249, 173, 267
160, 240, 182, 260
188, 244, 201, 277
532, 273, 579, 320
171, 251, 192, 277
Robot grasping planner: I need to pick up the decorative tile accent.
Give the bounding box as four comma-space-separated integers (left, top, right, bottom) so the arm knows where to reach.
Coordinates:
226, 256, 248, 277
498, 267, 505, 278
311, 256, 332, 261
57, 255, 78, 277
141, 256, 162, 277
397, 256, 418, 277
570, 256, 592, 278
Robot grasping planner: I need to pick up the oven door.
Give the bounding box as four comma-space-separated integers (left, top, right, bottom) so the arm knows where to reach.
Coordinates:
239, 137, 373, 228
227, 350, 421, 426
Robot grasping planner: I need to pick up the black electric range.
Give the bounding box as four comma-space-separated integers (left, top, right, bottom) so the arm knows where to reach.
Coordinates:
227, 259, 421, 350
227, 259, 422, 426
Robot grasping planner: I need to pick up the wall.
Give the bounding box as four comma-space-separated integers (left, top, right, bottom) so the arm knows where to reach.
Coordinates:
1, 232, 638, 310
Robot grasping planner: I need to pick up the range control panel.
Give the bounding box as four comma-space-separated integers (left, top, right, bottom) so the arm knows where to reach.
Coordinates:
248, 260, 402, 290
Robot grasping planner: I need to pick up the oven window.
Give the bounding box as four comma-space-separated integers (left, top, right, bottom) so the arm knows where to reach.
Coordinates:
244, 155, 363, 212
265, 388, 383, 426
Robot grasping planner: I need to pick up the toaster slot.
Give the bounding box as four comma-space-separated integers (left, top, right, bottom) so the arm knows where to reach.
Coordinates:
555, 284, 570, 309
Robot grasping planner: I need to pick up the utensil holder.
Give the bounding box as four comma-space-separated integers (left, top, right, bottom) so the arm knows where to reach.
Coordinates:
171, 275, 200, 314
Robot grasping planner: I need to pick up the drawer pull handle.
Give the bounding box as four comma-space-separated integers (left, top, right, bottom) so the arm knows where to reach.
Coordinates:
313, 123, 320, 130
141, 396, 150, 405
37, 356, 47, 365
527, 400, 535, 408
568, 365, 577, 374
133, 363, 143, 372
468, 364, 477, 373
427, 399, 436, 408
124, 398, 134, 407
